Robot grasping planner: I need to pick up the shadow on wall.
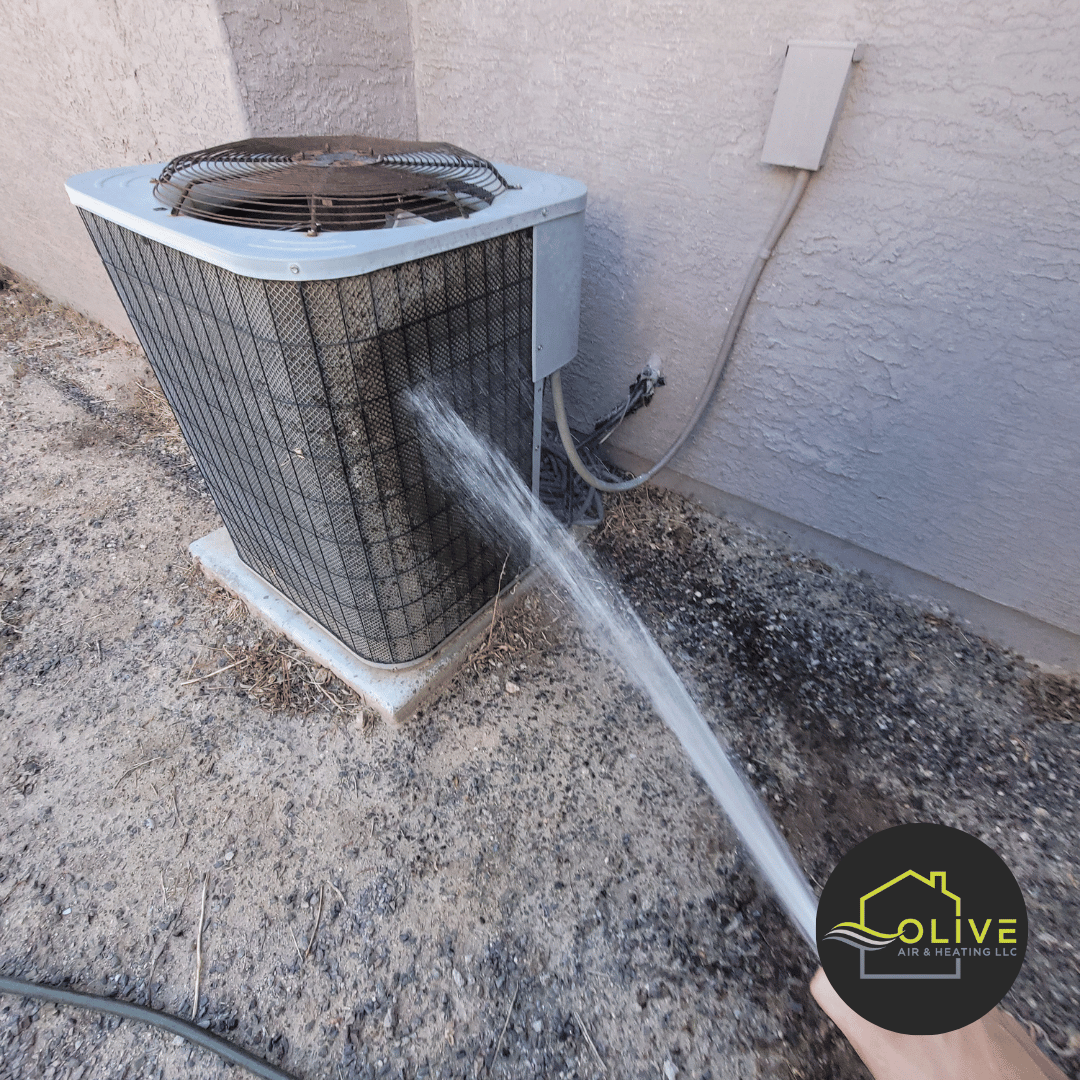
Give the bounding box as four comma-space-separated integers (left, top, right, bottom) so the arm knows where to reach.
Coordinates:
566, 200, 641, 431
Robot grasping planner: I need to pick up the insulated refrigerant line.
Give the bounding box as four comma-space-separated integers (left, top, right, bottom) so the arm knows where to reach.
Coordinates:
552, 168, 812, 493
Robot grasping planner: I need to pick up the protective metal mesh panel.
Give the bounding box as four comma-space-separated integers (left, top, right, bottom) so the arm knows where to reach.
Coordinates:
80, 209, 534, 664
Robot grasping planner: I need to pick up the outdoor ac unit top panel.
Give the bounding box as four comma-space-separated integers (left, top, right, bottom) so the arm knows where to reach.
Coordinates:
66, 162, 587, 282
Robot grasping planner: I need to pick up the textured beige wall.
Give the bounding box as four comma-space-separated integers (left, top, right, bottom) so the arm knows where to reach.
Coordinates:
0, 0, 249, 336
0, 0, 418, 335
406, 0, 1080, 657
216, 0, 417, 139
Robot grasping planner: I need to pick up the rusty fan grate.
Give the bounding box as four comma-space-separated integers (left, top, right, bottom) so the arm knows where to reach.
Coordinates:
152, 136, 517, 235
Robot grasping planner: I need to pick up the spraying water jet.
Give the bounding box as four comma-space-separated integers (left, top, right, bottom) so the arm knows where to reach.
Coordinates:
411, 386, 820, 951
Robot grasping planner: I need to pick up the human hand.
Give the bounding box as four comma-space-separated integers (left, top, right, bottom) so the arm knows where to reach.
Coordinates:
810, 968, 1067, 1080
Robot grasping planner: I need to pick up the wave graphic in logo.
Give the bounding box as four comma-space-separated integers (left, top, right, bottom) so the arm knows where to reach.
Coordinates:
823, 922, 901, 952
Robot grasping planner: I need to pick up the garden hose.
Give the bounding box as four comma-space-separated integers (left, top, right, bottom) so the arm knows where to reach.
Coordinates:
0, 975, 299, 1080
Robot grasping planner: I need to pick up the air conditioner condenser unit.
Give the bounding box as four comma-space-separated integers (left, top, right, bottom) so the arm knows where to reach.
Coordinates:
66, 138, 586, 672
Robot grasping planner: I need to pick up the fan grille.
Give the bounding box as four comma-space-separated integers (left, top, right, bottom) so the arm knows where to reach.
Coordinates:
79, 207, 535, 664
153, 136, 517, 234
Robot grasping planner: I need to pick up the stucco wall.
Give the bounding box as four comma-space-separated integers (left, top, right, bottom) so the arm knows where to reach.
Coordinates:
216, 0, 417, 139
0, 0, 249, 336
0, 0, 418, 336
405, 0, 1080, 658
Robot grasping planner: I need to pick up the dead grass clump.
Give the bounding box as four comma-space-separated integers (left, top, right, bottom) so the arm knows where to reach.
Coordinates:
467, 582, 563, 676
0, 266, 115, 356
131, 379, 193, 471
189, 585, 376, 731
591, 483, 661, 541
1023, 670, 1080, 725
132, 380, 184, 441
189, 559, 561, 723
0, 267, 51, 340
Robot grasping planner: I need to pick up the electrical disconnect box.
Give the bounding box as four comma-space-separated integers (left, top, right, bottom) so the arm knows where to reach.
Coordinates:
761, 41, 864, 171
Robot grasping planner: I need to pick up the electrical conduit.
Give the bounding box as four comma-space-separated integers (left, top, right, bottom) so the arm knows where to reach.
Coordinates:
552, 168, 811, 492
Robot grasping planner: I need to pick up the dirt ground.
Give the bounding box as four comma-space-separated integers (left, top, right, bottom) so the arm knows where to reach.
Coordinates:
1, 270, 1078, 1080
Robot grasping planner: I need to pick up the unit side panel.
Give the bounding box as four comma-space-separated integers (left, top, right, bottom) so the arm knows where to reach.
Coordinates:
532, 211, 584, 381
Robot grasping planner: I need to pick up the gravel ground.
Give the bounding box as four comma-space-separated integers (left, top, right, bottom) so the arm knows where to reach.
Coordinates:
1, 270, 1077, 1080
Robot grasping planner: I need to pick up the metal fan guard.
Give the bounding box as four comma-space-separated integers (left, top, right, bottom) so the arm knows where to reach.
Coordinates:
153, 136, 517, 234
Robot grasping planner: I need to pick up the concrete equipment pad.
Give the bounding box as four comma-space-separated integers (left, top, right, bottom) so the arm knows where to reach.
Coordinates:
189, 527, 534, 724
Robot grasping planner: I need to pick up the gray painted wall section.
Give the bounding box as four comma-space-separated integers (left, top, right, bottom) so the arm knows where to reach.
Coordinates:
215, 0, 417, 139
0, 0, 250, 337
406, 0, 1080, 661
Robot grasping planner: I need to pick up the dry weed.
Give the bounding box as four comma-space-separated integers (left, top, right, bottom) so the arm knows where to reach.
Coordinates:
1023, 671, 1080, 725
466, 582, 563, 676
131, 380, 187, 456
189, 565, 563, 722
188, 584, 376, 729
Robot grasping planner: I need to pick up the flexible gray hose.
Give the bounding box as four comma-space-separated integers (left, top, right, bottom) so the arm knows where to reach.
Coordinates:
0, 975, 299, 1080
552, 167, 812, 493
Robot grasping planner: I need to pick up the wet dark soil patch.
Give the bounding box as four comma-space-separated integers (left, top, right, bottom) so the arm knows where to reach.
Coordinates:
591, 487, 1080, 1075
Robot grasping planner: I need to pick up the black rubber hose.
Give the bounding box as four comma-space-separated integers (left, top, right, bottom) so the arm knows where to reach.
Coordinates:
0, 975, 300, 1080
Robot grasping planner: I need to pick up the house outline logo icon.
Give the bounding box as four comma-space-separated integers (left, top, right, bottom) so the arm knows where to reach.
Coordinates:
816, 823, 1028, 1035
823, 869, 963, 979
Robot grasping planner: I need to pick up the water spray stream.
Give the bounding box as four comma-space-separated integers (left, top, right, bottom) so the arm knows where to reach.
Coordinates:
412, 388, 820, 951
